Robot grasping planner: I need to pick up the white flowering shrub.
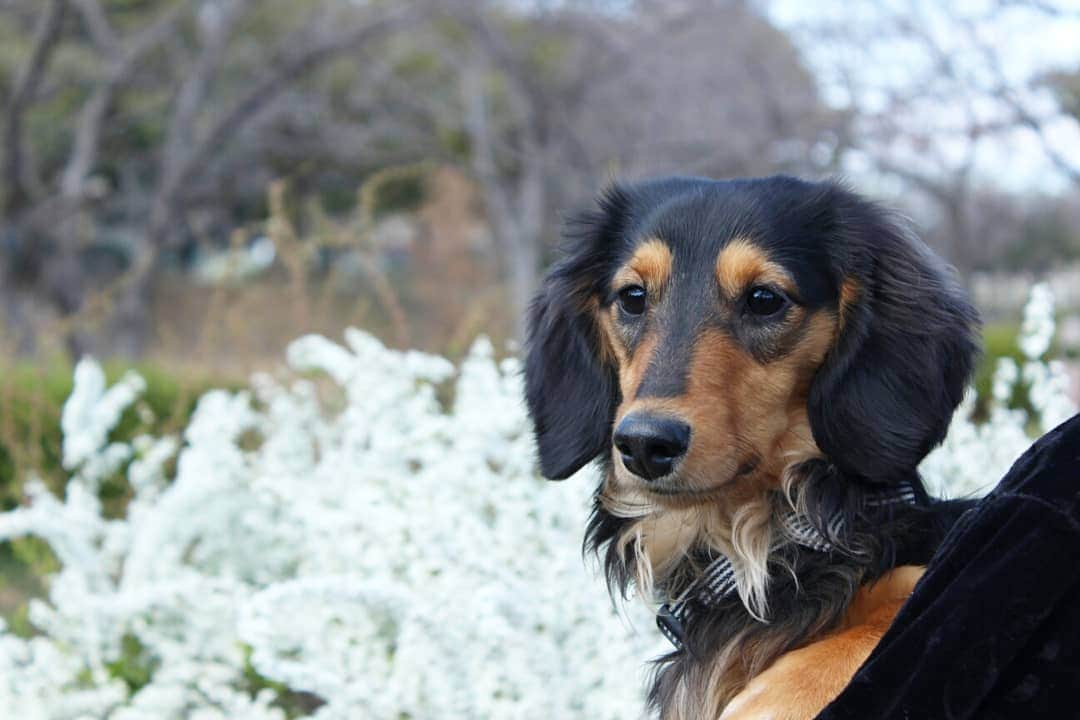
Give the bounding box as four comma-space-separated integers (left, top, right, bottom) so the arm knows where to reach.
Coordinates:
0, 285, 1074, 719
0, 330, 661, 720
921, 283, 1077, 498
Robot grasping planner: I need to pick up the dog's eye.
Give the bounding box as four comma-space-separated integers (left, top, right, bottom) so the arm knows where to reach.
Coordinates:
618, 285, 647, 315
746, 286, 786, 316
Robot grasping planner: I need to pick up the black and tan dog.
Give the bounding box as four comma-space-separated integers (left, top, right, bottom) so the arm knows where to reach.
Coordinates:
524, 176, 980, 719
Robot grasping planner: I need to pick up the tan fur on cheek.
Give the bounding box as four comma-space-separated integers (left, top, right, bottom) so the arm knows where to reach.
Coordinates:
838, 277, 859, 332
616, 332, 658, 407
594, 305, 627, 367
679, 331, 754, 487
675, 327, 801, 490
764, 310, 838, 479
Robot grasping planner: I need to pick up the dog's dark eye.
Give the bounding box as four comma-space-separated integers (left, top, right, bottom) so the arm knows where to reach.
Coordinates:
618, 285, 647, 315
746, 286, 786, 316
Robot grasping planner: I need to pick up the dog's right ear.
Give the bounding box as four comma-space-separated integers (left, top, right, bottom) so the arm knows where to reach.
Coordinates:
524, 187, 628, 479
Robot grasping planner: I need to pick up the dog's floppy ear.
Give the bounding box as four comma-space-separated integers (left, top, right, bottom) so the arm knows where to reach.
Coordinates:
808, 184, 980, 484
524, 188, 628, 480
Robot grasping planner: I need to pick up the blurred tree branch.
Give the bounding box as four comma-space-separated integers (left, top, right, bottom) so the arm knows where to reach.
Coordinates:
62, 1, 187, 200
151, 4, 422, 249
0, 0, 430, 356
794, 0, 1080, 277
1, 0, 67, 214
122, 4, 425, 355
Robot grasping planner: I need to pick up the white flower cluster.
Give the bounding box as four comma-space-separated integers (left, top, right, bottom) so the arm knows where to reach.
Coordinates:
921, 283, 1077, 498
0, 330, 661, 720
0, 287, 1074, 719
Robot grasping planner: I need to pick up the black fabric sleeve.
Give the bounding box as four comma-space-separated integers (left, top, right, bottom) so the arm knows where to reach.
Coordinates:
818, 412, 1080, 720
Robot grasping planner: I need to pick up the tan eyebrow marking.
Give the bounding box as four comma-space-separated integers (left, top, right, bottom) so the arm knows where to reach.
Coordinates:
612, 238, 673, 292
716, 237, 796, 299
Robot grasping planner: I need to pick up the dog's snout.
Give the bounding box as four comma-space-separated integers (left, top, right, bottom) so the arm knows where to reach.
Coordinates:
613, 415, 690, 481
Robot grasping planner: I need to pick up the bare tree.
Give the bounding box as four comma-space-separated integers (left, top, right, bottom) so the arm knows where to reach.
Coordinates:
1, 0, 67, 216
0, 0, 848, 353
422, 0, 846, 334
0, 0, 424, 356
782, 0, 1080, 277
115, 2, 421, 355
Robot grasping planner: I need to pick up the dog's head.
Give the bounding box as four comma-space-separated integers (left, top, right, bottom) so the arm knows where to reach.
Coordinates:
525, 176, 979, 502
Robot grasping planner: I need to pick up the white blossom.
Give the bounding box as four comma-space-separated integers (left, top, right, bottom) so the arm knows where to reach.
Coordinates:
1, 334, 660, 719
61, 360, 146, 476
1018, 282, 1055, 360
921, 285, 1077, 498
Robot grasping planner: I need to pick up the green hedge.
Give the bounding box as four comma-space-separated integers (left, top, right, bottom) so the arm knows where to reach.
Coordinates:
0, 361, 236, 507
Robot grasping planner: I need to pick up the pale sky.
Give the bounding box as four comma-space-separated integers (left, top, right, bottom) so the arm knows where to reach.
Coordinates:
767, 0, 1080, 195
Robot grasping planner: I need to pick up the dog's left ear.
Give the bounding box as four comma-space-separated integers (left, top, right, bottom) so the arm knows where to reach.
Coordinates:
808, 184, 981, 484
524, 189, 627, 480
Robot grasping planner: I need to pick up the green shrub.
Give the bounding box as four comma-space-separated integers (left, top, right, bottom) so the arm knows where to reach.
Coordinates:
971, 319, 1064, 422
973, 323, 1023, 417
0, 361, 234, 504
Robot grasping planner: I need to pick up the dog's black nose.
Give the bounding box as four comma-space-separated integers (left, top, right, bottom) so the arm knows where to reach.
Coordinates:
613, 415, 690, 481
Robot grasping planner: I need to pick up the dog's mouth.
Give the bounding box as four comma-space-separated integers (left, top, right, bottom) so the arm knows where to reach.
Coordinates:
613, 452, 762, 506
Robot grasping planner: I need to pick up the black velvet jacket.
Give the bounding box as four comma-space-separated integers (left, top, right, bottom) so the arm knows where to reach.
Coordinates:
818, 412, 1080, 719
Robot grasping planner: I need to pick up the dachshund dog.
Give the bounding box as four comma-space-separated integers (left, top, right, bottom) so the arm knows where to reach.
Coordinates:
524, 176, 980, 719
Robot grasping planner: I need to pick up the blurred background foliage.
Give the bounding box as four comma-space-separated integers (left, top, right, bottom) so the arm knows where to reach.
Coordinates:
1, 0, 1079, 650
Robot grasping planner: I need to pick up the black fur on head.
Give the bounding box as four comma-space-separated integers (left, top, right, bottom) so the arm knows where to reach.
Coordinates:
523, 175, 981, 717
525, 177, 724, 480
526, 177, 980, 486
805, 185, 980, 485
523, 186, 629, 480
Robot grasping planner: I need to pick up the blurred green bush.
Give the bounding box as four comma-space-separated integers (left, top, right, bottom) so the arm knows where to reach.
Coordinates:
0, 361, 237, 635
972, 319, 1064, 422
974, 322, 1026, 418
0, 361, 234, 509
